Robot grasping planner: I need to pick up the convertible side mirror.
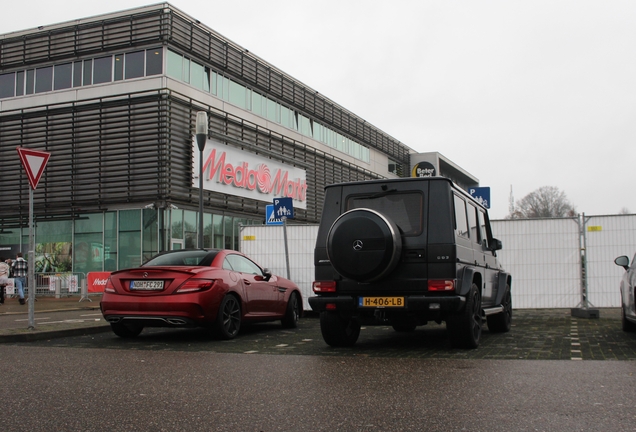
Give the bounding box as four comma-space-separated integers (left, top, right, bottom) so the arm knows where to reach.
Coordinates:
615, 255, 629, 271
262, 268, 272, 281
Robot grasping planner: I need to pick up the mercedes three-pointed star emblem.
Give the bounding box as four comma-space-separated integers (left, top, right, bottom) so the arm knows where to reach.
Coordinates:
353, 239, 364, 251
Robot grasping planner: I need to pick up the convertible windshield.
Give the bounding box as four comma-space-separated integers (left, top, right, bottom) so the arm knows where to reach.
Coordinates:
143, 250, 218, 266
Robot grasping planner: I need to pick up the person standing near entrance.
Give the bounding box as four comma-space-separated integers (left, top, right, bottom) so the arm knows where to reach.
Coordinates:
11, 252, 27, 305
0, 256, 9, 304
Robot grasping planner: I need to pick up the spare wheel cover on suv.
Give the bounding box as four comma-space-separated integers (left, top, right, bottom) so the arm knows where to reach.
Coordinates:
326, 208, 402, 282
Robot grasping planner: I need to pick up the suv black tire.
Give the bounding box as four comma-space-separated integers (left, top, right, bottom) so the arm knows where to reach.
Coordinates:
320, 311, 361, 347
487, 287, 512, 333
447, 283, 482, 349
326, 208, 402, 282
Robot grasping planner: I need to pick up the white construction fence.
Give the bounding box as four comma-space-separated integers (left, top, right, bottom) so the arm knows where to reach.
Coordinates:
240, 214, 636, 310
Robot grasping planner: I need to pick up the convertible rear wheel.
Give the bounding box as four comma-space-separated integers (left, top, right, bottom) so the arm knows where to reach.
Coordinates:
216, 295, 241, 339
281, 292, 300, 328
110, 322, 143, 338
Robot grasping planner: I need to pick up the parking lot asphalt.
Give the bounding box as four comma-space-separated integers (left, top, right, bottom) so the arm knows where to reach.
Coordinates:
1, 296, 635, 360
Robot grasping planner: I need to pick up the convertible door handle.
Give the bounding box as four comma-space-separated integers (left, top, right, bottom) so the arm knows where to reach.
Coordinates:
243, 279, 251, 285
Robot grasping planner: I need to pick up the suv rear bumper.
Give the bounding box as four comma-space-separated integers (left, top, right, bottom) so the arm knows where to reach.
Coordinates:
309, 295, 465, 313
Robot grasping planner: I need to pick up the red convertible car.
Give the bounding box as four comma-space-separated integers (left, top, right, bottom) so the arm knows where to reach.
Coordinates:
100, 249, 302, 339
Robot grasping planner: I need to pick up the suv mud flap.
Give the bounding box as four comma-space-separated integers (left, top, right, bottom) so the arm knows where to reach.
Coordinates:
493, 272, 511, 305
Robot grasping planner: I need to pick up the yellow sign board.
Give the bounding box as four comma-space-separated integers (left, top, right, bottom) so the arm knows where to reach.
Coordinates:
587, 226, 602, 232
243, 235, 256, 241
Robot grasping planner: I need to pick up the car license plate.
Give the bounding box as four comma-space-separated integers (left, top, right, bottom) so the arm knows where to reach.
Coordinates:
130, 280, 164, 291
359, 296, 404, 307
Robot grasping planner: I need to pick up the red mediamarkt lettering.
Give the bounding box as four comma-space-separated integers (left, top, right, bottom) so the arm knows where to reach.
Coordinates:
203, 149, 307, 201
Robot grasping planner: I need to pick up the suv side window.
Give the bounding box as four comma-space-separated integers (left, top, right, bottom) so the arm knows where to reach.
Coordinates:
467, 203, 479, 244
477, 209, 489, 249
453, 194, 469, 238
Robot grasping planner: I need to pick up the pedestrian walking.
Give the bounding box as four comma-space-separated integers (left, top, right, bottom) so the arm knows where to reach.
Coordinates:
0, 256, 9, 304
11, 252, 27, 305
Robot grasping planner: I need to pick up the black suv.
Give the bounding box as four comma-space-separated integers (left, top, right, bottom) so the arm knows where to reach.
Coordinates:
309, 177, 512, 348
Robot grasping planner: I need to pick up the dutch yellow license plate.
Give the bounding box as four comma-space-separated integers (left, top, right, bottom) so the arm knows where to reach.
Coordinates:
359, 296, 405, 308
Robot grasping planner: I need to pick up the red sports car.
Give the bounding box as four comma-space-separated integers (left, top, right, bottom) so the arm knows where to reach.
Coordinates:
100, 249, 302, 339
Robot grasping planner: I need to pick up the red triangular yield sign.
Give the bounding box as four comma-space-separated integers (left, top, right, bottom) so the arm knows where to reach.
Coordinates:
16, 147, 51, 190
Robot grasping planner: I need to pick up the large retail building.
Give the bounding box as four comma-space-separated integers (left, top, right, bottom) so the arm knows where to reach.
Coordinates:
0, 3, 478, 274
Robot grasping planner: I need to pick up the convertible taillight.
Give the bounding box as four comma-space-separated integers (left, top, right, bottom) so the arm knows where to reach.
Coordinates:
104, 277, 116, 293
176, 279, 216, 293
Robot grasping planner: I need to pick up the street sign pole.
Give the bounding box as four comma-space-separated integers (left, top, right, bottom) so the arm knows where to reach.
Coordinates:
28, 188, 35, 329
16, 147, 51, 330
282, 217, 290, 280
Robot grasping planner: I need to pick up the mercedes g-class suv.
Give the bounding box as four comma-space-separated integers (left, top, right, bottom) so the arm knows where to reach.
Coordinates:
309, 177, 512, 348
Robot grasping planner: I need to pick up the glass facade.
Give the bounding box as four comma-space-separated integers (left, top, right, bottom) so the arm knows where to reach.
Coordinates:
0, 209, 259, 275
0, 45, 372, 165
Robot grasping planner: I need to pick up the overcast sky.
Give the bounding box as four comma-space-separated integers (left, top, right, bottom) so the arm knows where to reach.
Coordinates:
3, 0, 636, 219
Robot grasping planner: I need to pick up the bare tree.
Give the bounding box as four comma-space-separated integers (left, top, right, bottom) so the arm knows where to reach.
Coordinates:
619, 207, 631, 214
508, 186, 576, 219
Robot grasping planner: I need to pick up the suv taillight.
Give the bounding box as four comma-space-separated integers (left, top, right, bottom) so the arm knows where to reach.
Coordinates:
428, 279, 455, 292
313, 280, 337, 293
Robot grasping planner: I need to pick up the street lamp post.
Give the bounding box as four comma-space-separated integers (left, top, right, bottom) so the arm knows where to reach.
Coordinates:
195, 111, 208, 250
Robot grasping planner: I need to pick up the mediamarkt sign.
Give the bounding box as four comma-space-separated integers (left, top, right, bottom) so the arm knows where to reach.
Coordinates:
193, 138, 308, 209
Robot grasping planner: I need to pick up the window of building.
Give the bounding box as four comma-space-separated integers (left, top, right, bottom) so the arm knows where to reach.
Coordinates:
73, 62, 82, 87
53, 63, 72, 90
0, 73, 14, 98
104, 212, 118, 271
125, 50, 145, 80
35, 66, 53, 93
82, 59, 93, 86
229, 80, 247, 109
74, 213, 104, 273
16, 71, 24, 96
167, 50, 183, 80
114, 54, 124, 81
171, 209, 183, 239
26, 69, 35, 94
146, 48, 163, 76
142, 208, 158, 263
119, 209, 141, 269
93, 56, 112, 84
184, 210, 197, 249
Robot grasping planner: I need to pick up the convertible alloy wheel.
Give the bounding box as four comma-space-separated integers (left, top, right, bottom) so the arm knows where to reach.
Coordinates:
217, 295, 241, 339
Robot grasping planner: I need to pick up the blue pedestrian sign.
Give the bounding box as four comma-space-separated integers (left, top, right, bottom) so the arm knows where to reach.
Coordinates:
469, 187, 491, 209
265, 205, 284, 225
273, 197, 294, 219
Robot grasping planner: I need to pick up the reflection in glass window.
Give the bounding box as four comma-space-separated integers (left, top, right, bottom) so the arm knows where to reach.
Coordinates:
299, 114, 312, 136
125, 51, 144, 79
146, 48, 163, 76
167, 50, 183, 80
53, 63, 72, 90
26, 69, 35, 94
229, 80, 246, 108
0, 73, 14, 98
266, 98, 278, 122
191, 61, 206, 91
82, 60, 92, 86
16, 71, 24, 96
93, 56, 112, 84
73, 62, 82, 87
281, 105, 293, 128
171, 209, 183, 239
251, 91, 263, 116
454, 195, 469, 238
35, 66, 53, 93
114, 54, 124, 81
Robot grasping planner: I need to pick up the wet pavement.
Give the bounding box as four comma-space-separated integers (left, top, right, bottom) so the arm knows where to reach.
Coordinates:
2, 296, 635, 360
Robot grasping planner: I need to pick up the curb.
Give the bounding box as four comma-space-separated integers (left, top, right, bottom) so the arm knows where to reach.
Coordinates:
0, 324, 112, 343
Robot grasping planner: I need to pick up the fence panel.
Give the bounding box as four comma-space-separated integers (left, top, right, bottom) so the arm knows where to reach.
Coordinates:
584, 214, 636, 307
239, 224, 319, 311
491, 218, 581, 308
